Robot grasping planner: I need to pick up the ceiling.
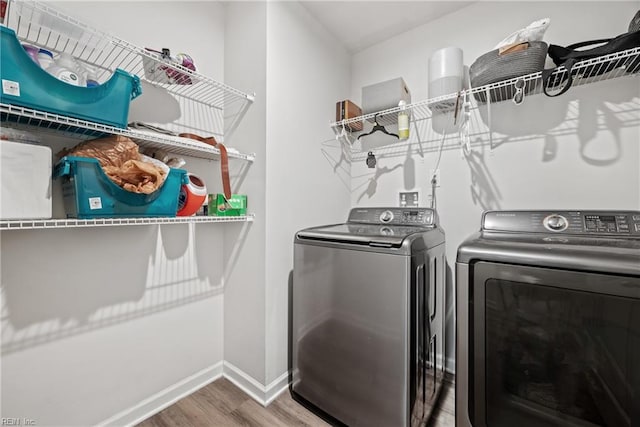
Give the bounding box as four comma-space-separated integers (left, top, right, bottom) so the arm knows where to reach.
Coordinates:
300, 1, 474, 53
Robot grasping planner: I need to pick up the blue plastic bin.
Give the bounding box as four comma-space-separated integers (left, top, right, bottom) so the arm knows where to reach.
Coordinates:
54, 156, 187, 219
0, 26, 141, 128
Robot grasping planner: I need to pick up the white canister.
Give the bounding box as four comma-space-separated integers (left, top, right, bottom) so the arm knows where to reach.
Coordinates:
429, 47, 464, 134
428, 47, 464, 100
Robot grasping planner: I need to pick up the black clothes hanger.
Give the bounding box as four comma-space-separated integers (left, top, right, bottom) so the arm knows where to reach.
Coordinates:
357, 114, 399, 140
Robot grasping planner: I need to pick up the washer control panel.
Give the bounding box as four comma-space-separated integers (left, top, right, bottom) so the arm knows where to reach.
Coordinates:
483, 210, 640, 236
348, 207, 436, 226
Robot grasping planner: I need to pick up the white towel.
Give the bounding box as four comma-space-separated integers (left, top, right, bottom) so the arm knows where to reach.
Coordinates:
494, 18, 551, 50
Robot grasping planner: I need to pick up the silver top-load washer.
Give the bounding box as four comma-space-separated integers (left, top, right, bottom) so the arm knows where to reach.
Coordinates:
456, 210, 640, 427
291, 207, 446, 427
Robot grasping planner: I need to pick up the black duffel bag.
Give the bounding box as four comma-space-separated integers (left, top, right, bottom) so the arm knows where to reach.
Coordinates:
542, 29, 640, 97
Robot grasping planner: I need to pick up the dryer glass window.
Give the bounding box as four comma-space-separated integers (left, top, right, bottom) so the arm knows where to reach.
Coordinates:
484, 279, 640, 427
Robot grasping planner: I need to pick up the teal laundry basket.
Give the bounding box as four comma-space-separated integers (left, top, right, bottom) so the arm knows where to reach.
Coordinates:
54, 156, 188, 219
0, 26, 141, 128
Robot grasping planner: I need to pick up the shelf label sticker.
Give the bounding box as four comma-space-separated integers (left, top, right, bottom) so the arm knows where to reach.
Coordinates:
89, 197, 102, 210
2, 79, 20, 97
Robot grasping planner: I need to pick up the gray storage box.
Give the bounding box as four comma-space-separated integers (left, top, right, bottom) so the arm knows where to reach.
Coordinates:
362, 77, 411, 116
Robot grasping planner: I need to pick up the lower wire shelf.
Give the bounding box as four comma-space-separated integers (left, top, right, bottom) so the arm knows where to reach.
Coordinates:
0, 214, 255, 230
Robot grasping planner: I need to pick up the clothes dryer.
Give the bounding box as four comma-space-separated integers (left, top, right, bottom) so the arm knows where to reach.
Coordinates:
456, 210, 640, 427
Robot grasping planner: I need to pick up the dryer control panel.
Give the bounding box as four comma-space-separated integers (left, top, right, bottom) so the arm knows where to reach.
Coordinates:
482, 210, 640, 236
348, 207, 436, 226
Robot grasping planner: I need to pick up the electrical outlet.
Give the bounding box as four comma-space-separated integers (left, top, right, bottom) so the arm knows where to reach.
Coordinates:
429, 169, 441, 187
399, 191, 419, 207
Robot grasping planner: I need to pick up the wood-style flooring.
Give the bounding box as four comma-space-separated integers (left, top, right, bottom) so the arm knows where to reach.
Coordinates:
137, 376, 455, 426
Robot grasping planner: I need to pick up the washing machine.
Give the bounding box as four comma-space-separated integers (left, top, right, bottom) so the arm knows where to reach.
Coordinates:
456, 210, 640, 427
291, 207, 446, 427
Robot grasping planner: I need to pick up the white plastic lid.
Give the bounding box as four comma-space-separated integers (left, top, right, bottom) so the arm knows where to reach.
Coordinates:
428, 47, 464, 80
38, 48, 53, 58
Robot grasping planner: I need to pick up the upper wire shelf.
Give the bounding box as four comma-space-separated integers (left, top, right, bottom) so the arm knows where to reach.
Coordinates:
331, 47, 640, 132
3, 0, 254, 141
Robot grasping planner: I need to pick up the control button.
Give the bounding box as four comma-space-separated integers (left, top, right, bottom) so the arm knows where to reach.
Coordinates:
635, 224, 640, 232
633, 215, 640, 221
616, 215, 627, 219
619, 224, 629, 230
543, 214, 568, 232
380, 210, 394, 223
379, 227, 394, 236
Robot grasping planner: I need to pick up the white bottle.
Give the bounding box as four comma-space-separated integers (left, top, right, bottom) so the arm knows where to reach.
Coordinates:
398, 100, 410, 140
83, 64, 99, 87
48, 53, 84, 87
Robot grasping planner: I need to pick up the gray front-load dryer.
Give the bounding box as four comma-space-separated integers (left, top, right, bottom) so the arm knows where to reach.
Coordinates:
290, 207, 446, 427
456, 210, 640, 427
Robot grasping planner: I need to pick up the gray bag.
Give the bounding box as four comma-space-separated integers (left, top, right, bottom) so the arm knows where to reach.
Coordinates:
469, 41, 548, 103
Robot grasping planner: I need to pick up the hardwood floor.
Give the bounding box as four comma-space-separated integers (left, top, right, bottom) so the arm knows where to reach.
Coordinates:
428, 378, 455, 427
138, 377, 455, 427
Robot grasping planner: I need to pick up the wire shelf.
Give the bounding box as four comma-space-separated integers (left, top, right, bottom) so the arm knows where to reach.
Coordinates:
0, 214, 255, 230
3, 0, 254, 141
0, 103, 256, 162
331, 47, 640, 132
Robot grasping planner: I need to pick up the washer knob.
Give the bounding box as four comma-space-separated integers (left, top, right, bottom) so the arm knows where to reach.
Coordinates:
544, 214, 568, 232
380, 226, 394, 236
380, 210, 394, 223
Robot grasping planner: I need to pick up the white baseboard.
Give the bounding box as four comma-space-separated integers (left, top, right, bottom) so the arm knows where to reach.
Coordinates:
264, 370, 290, 405
100, 357, 453, 426
98, 362, 224, 427
446, 355, 455, 376
223, 362, 290, 407
102, 362, 290, 426
222, 361, 270, 406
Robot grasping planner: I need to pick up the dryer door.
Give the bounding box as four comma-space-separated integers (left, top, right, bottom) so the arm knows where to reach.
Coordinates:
469, 261, 640, 427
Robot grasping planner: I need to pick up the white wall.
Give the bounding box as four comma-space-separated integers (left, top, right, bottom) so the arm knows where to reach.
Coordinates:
1, 2, 228, 425
264, 2, 351, 385
222, 0, 352, 392
223, 1, 268, 385
350, 1, 640, 372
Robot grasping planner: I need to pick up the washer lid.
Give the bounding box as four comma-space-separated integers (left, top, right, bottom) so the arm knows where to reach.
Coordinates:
296, 223, 431, 247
